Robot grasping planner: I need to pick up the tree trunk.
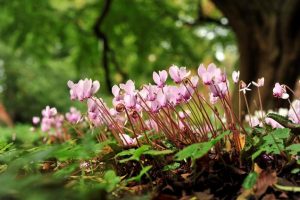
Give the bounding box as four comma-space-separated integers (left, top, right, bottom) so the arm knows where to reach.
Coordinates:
212, 0, 300, 113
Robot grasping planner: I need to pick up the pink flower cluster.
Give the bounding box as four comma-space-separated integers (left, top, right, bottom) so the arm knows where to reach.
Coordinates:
198, 63, 228, 99
40, 106, 64, 134
32, 106, 84, 141
66, 64, 237, 146
65, 107, 82, 124
34, 61, 300, 148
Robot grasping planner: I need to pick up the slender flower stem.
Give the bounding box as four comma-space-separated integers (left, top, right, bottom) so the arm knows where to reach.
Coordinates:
257, 87, 264, 119
288, 98, 300, 122
124, 108, 141, 146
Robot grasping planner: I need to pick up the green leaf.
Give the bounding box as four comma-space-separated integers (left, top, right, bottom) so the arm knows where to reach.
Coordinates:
126, 166, 152, 183
291, 168, 300, 174
101, 170, 121, 192
0, 143, 13, 154
175, 131, 230, 161
162, 162, 180, 171
252, 128, 291, 160
143, 149, 173, 156
286, 144, 300, 155
242, 172, 258, 189
117, 145, 151, 163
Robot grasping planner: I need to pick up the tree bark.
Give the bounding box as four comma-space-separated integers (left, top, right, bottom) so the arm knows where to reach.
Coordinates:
93, 0, 113, 92
212, 0, 300, 113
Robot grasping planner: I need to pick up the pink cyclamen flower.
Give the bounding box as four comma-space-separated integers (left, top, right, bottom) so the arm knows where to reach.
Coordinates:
143, 84, 159, 101
41, 117, 53, 132
169, 65, 191, 83
119, 133, 138, 146
179, 84, 194, 101
198, 63, 220, 85
232, 70, 240, 84
32, 116, 40, 125
288, 100, 300, 124
153, 70, 168, 87
240, 82, 251, 94
164, 86, 181, 105
42, 106, 57, 118
146, 100, 160, 113
156, 89, 167, 107
265, 117, 284, 129
190, 76, 199, 88
124, 94, 137, 109
65, 107, 81, 124
273, 83, 289, 99
67, 79, 100, 101
252, 77, 264, 87
209, 81, 228, 98
145, 119, 159, 133
245, 115, 262, 127
87, 98, 104, 126
209, 93, 219, 104
112, 85, 121, 100
120, 80, 135, 95
54, 115, 64, 128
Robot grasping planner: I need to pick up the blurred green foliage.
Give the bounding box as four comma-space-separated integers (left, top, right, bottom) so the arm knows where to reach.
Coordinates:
0, 0, 236, 122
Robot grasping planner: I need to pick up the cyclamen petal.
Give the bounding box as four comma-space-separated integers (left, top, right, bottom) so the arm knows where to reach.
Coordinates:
153, 70, 168, 87
265, 117, 284, 129
197, 64, 206, 76
124, 94, 137, 109
273, 83, 289, 99
120, 80, 135, 95
169, 65, 190, 83
145, 119, 159, 133
156, 89, 167, 107
119, 133, 135, 146
198, 63, 221, 85
209, 93, 219, 104
32, 116, 40, 125
252, 77, 264, 87
112, 85, 120, 97
232, 71, 240, 83
191, 76, 199, 88
288, 100, 300, 124
42, 106, 57, 118
65, 107, 81, 124
91, 81, 100, 94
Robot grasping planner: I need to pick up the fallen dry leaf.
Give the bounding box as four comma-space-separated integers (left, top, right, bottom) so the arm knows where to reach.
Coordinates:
255, 170, 277, 197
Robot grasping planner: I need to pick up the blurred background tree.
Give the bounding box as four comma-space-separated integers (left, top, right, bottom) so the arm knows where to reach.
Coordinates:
3, 0, 299, 123
212, 0, 300, 111
0, 0, 236, 122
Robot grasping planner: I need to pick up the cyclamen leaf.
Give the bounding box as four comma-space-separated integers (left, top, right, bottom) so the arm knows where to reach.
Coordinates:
175, 131, 230, 161
117, 145, 151, 163
117, 145, 173, 163
162, 162, 181, 171
252, 128, 290, 160
291, 168, 300, 174
286, 144, 300, 155
126, 166, 152, 183
101, 170, 121, 192
143, 149, 173, 156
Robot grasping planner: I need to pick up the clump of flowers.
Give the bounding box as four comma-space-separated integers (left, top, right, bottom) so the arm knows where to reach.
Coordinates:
33, 105, 85, 142
59, 65, 249, 151
65, 107, 82, 124
32, 64, 300, 151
